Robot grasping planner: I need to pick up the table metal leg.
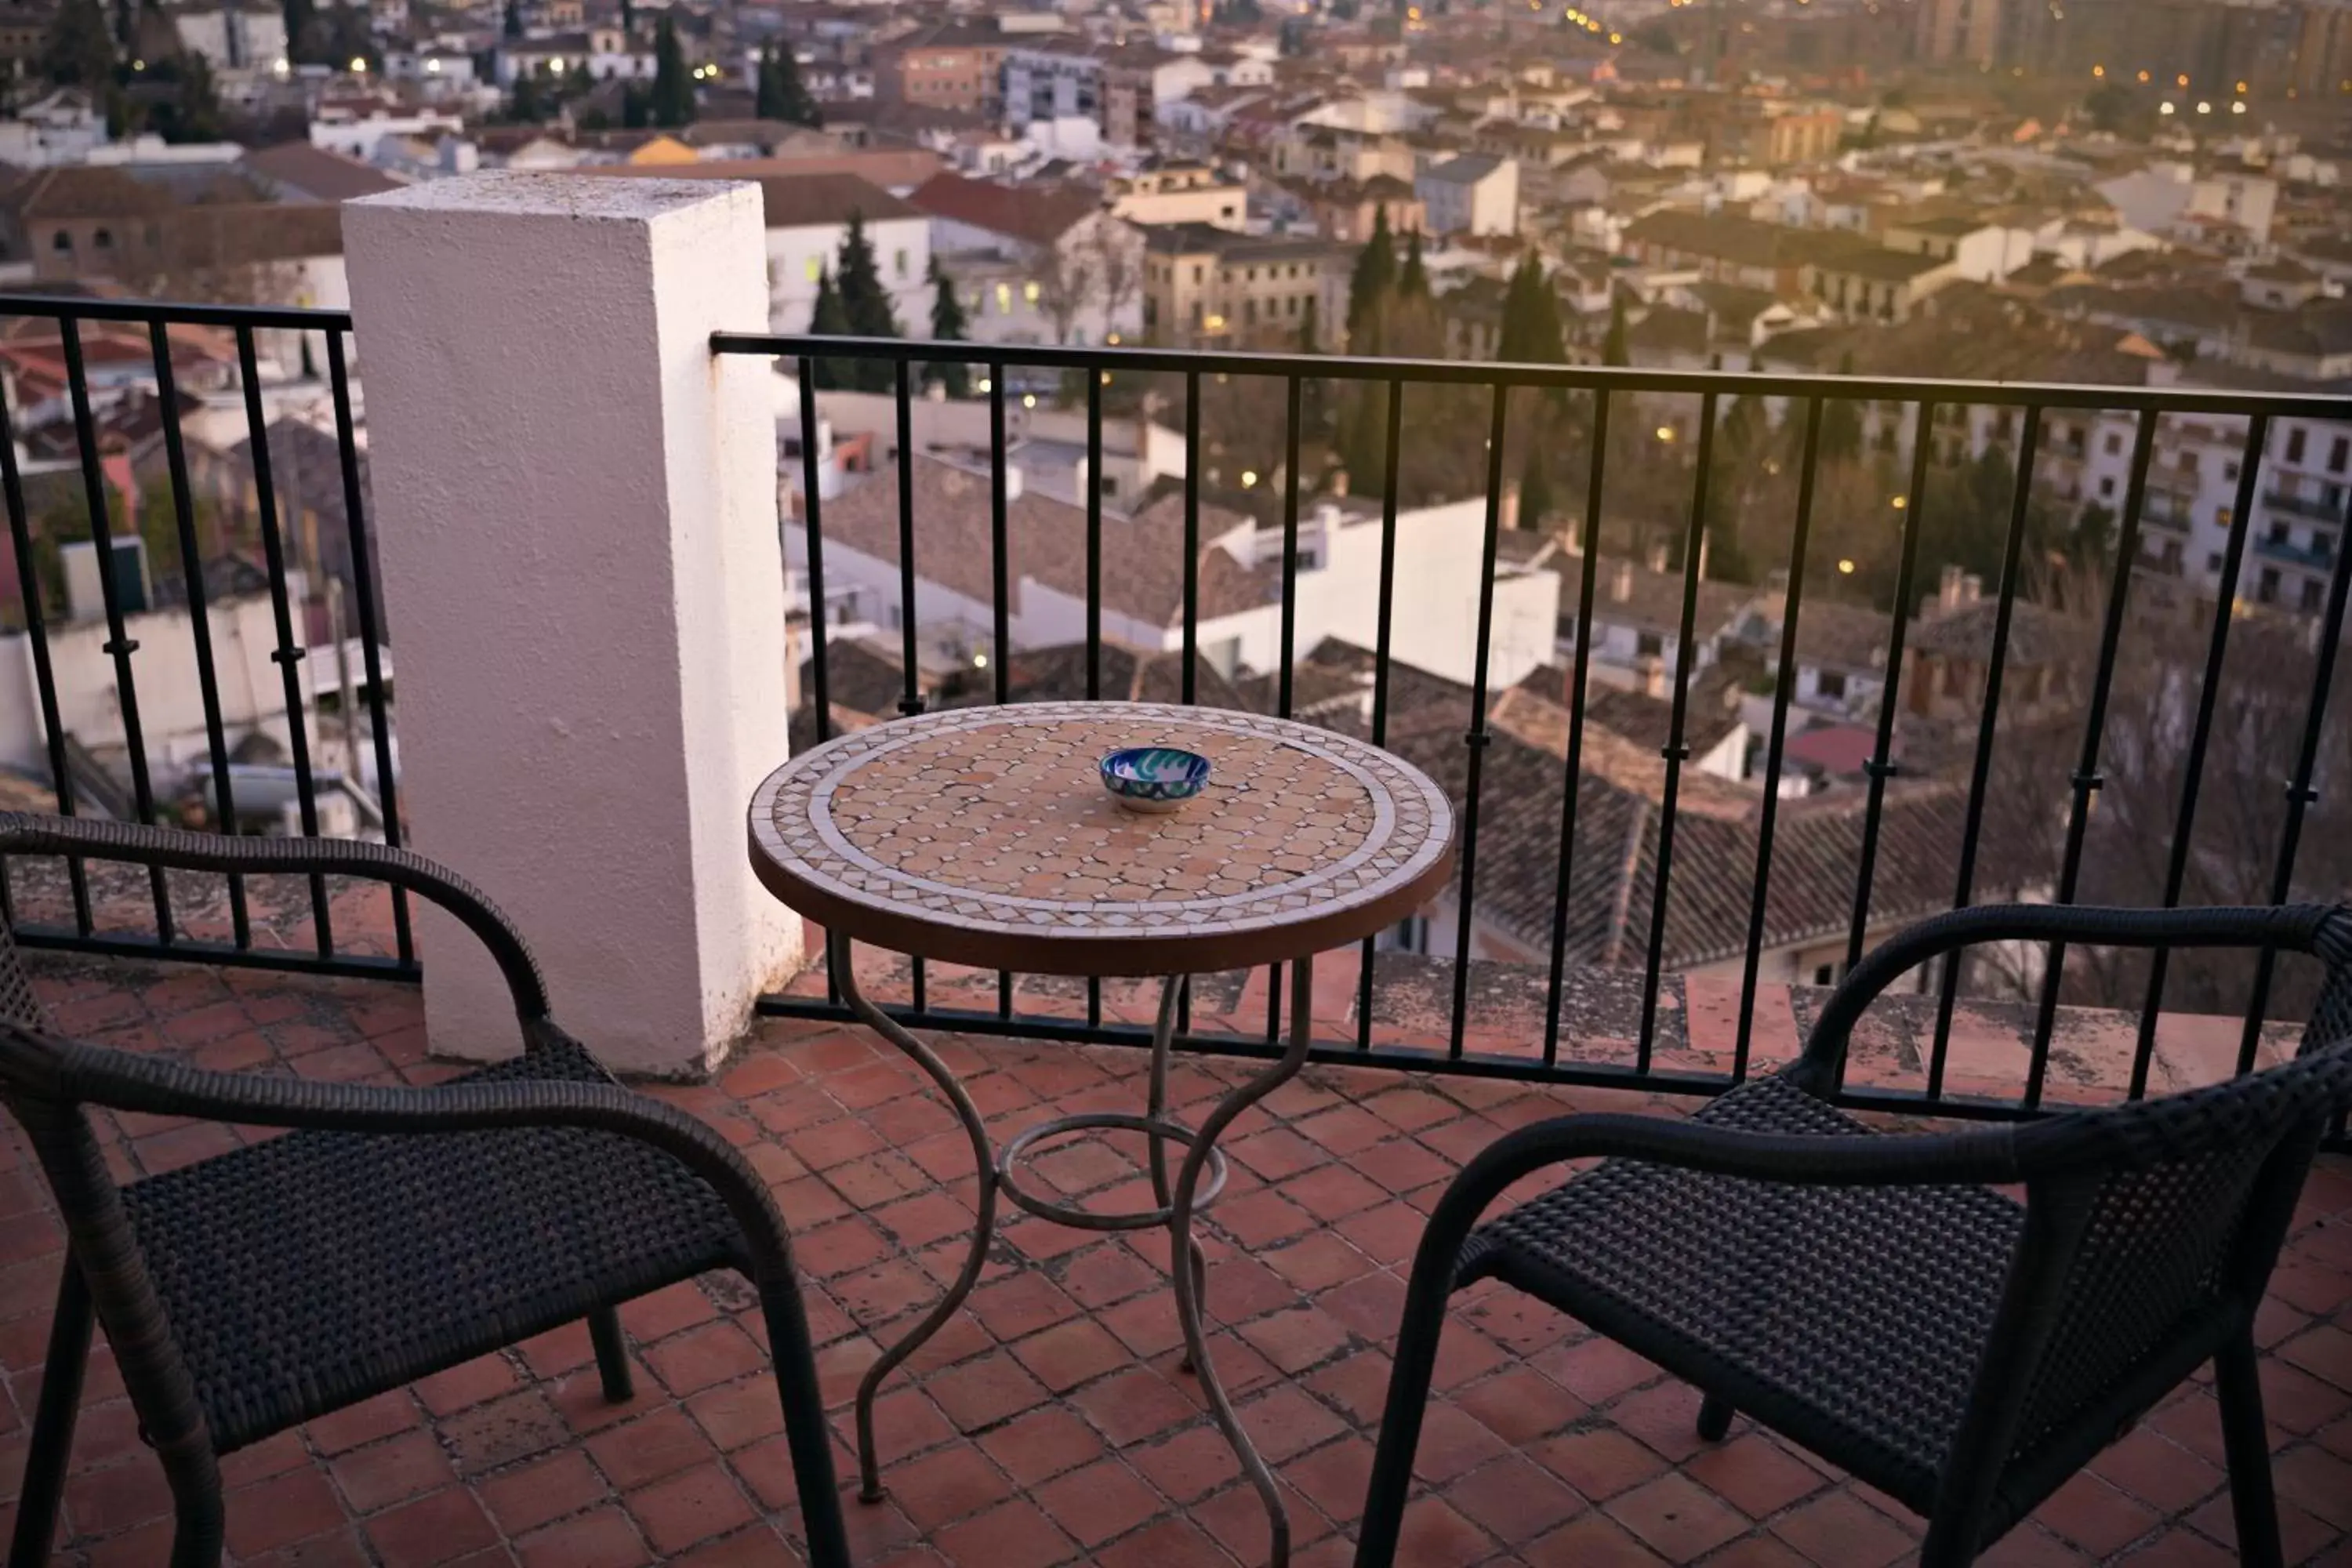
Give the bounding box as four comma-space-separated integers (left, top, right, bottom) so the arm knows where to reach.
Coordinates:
1142, 975, 1209, 1371
834, 935, 1000, 1504
1172, 954, 1313, 1568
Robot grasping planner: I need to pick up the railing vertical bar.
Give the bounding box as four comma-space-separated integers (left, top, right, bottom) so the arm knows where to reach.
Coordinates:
2024, 408, 2155, 1107
1182, 371, 1201, 702
1541, 390, 1610, 1068
0, 358, 89, 933
234, 325, 332, 956
1356, 378, 1406, 1054
1842, 400, 1936, 988
1925, 405, 2044, 1102
1179, 370, 1200, 1039
798, 359, 833, 742
891, 360, 925, 1015
151, 320, 250, 952
1446, 384, 1512, 1061
62, 318, 172, 942
1085, 367, 1102, 1030
2238, 485, 2352, 1074
322, 330, 409, 967
795, 355, 837, 1006
2129, 413, 2269, 1099
1635, 392, 1719, 1070
990, 363, 1013, 1023
1267, 376, 1304, 1049
1085, 369, 1103, 702
1732, 397, 1824, 1081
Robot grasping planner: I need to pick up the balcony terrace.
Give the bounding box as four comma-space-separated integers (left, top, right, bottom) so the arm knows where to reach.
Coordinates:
2, 176, 2352, 1567
2, 872, 2349, 1567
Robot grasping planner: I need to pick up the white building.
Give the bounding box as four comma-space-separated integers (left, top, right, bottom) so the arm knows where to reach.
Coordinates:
172, 6, 288, 71
1416, 154, 1518, 238
911, 172, 1146, 348
310, 102, 464, 160
495, 30, 655, 85
752, 172, 932, 333
2096, 164, 2278, 249
802, 453, 1562, 692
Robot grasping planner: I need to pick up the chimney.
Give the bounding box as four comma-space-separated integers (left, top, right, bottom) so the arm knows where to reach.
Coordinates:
1610, 558, 1635, 603
1499, 478, 1521, 532
1937, 561, 1965, 612
1004, 463, 1024, 501
1330, 466, 1348, 497
1646, 539, 1670, 574
1960, 572, 1983, 605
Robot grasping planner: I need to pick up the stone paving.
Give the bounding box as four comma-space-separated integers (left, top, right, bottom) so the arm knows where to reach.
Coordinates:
2, 912, 2350, 1566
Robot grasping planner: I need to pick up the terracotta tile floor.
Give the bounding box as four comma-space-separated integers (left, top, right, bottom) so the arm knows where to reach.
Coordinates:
4, 945, 2351, 1566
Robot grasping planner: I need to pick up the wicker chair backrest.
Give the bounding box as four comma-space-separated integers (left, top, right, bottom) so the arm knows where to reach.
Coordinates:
0, 905, 49, 1033
2001, 956, 2352, 1464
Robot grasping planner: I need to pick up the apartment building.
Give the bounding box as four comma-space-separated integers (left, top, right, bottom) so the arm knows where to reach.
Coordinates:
1142, 225, 1352, 347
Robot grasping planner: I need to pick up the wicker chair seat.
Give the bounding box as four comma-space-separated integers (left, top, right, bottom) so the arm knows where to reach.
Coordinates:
1460, 1075, 2025, 1510
118, 1036, 742, 1452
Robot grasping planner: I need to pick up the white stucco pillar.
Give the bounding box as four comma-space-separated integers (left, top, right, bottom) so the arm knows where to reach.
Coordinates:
344, 174, 799, 1076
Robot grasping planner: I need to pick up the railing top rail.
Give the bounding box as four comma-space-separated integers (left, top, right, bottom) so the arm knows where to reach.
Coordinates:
713, 330, 2352, 420
0, 294, 354, 333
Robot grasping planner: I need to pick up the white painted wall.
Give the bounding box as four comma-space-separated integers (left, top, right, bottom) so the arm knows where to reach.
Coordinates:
0, 592, 311, 786
766, 213, 932, 333
346, 173, 797, 1075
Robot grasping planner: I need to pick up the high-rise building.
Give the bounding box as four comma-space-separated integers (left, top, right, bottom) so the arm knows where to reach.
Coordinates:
1915, 0, 2002, 65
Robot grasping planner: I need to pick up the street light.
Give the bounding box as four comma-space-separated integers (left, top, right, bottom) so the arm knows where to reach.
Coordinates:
1838, 558, 1857, 574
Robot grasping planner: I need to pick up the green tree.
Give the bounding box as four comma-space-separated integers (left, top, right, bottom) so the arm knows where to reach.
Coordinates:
148, 52, 222, 142
507, 63, 551, 121
1297, 293, 1319, 354
1818, 350, 1864, 463
925, 257, 970, 398
41, 0, 115, 89
833, 211, 899, 390
1345, 205, 1396, 349
283, 0, 315, 60
1397, 227, 1428, 298
756, 41, 820, 126
649, 14, 694, 127
1496, 255, 1564, 365
619, 0, 631, 31
808, 266, 854, 388
502, 0, 521, 36
1601, 292, 1629, 366
1517, 446, 1552, 531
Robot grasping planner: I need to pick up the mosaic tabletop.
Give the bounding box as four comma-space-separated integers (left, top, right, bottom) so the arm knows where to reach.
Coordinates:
748, 702, 1457, 977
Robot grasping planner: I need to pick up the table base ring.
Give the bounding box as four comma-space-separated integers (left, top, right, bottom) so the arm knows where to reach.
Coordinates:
994, 1111, 1230, 1231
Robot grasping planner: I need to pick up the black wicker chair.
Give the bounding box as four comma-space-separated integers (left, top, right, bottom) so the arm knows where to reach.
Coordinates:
1356, 903, 2352, 1568
0, 814, 850, 1568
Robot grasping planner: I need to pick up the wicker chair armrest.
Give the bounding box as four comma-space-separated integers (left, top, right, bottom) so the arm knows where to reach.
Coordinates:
0, 812, 548, 1021
1793, 903, 2343, 1087
10, 1021, 782, 1252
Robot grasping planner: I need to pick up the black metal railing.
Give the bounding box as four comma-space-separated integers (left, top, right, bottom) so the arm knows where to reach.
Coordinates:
717, 328, 2352, 1134
0, 295, 411, 979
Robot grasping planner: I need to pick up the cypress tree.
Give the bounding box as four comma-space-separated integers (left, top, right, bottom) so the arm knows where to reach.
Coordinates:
809, 267, 853, 388
834, 212, 900, 391
1819, 350, 1864, 463
1345, 205, 1396, 347
1397, 227, 1428, 298
927, 257, 971, 398
1601, 292, 1630, 366
649, 15, 694, 127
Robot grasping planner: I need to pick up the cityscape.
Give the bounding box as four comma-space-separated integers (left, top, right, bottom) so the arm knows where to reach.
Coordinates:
0, 0, 2347, 1563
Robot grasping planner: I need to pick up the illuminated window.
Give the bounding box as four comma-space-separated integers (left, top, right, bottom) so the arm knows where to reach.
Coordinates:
995, 282, 1012, 314
804, 256, 821, 282
1022, 281, 1040, 303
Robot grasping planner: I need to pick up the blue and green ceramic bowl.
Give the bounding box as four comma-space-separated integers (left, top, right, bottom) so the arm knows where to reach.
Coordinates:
1099, 746, 1211, 813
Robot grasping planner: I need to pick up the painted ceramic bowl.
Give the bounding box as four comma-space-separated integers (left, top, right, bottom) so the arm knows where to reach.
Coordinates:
1099, 746, 1212, 813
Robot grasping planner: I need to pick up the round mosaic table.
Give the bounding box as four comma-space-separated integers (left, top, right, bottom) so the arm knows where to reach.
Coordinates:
748, 702, 1455, 1567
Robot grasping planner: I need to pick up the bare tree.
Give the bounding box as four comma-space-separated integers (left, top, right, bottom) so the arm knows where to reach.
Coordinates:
1032, 236, 1101, 347
1088, 218, 1142, 343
